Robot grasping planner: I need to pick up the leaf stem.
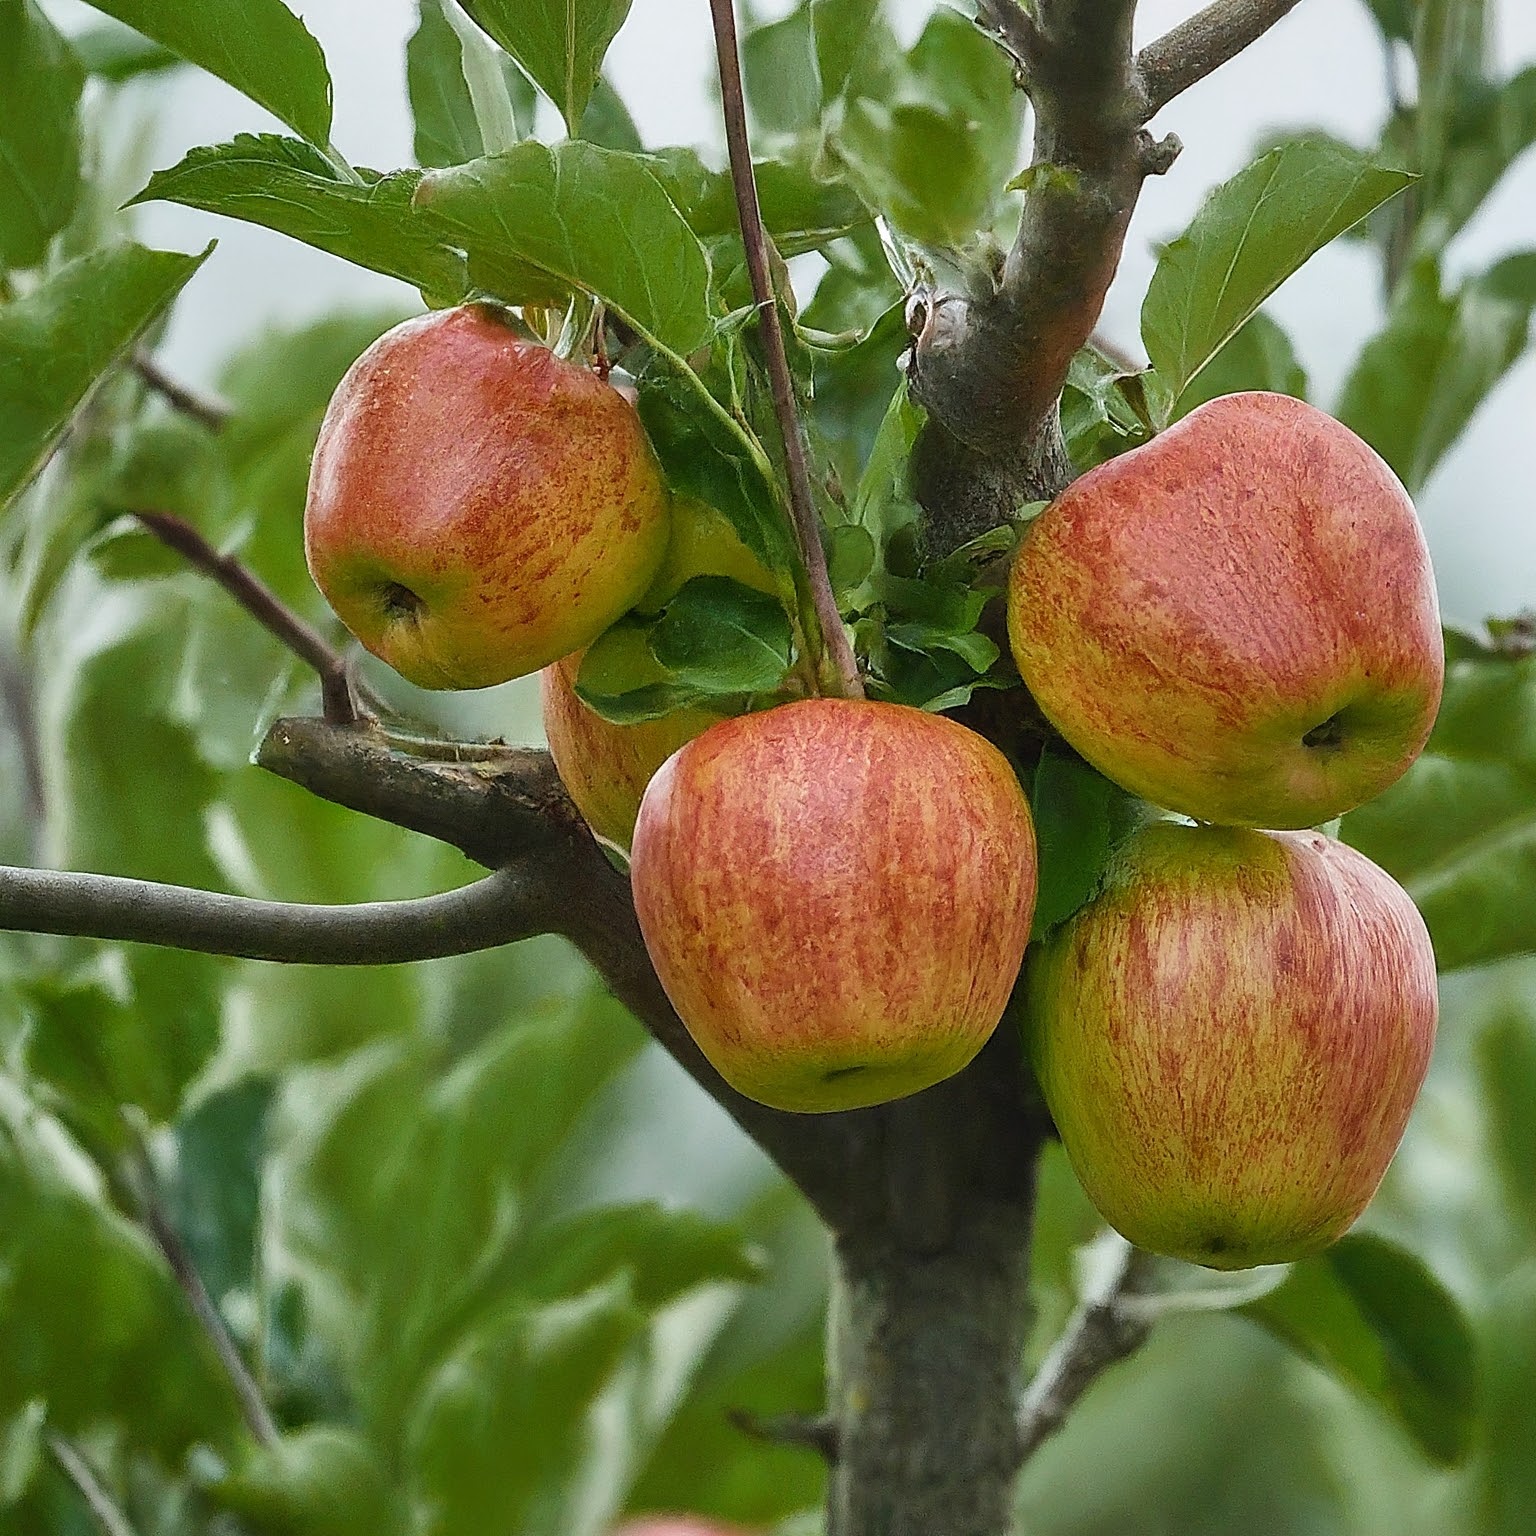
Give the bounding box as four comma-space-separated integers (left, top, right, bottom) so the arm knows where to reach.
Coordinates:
46, 1435, 140, 1536
705, 0, 864, 701
129, 1155, 282, 1448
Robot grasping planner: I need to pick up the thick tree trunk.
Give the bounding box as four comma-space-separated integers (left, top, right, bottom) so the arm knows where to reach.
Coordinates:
828, 1195, 1036, 1536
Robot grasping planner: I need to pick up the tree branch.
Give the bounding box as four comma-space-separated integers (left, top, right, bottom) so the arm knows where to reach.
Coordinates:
0, 861, 542, 963
1017, 1237, 1157, 1460
131, 511, 359, 725
1137, 0, 1309, 117
46, 1435, 141, 1536
706, 0, 864, 701
129, 349, 231, 432
254, 717, 869, 1230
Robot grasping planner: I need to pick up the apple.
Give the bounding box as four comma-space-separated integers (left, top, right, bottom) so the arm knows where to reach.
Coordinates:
1007, 392, 1443, 828
630, 698, 1038, 1113
610, 1519, 754, 1536
541, 650, 718, 852
1025, 821, 1437, 1269
304, 304, 671, 690
636, 495, 778, 614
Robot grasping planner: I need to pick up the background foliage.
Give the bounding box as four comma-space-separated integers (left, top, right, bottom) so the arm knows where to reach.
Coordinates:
0, 0, 1534, 1532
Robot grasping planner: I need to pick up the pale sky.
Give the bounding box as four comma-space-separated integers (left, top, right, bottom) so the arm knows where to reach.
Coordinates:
97, 0, 1536, 629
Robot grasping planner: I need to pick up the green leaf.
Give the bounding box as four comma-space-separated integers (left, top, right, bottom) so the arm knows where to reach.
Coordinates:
459, 0, 633, 134
1337, 253, 1536, 492
1243, 1233, 1478, 1465
814, 0, 882, 102
272, 989, 645, 1442
826, 523, 876, 602
0, 0, 84, 268
131, 136, 467, 306
407, 0, 494, 168
0, 241, 209, 512
414, 140, 713, 354
1142, 139, 1414, 400
1029, 746, 1148, 938
1362, 0, 1414, 40
513, 1203, 761, 1311
850, 376, 923, 545
212, 1427, 408, 1536
0, 1085, 243, 1454
829, 9, 1024, 248
1172, 310, 1308, 420
69, 18, 180, 81
1476, 1004, 1536, 1244
1422, 67, 1536, 249
574, 618, 734, 725
1344, 648, 1536, 971
82, 0, 333, 145
1060, 345, 1158, 466
885, 621, 999, 674
744, 8, 822, 137
579, 75, 642, 153
648, 576, 794, 694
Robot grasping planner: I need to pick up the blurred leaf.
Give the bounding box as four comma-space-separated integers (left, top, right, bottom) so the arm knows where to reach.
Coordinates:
1344, 648, 1536, 971
0, 0, 84, 269
69, 18, 180, 81
0, 1083, 242, 1453
166, 1078, 272, 1305
744, 8, 822, 137
1142, 139, 1413, 400
212, 1427, 408, 1536
1421, 66, 1536, 249
132, 136, 466, 306
814, 0, 882, 101
513, 1203, 761, 1310
1337, 253, 1536, 492
274, 989, 646, 1443
648, 576, 794, 694
0, 241, 209, 512
415, 141, 712, 353
1243, 1233, 1478, 1465
830, 8, 1023, 247
1172, 311, 1308, 420
459, 0, 632, 134
1029, 747, 1147, 939
1362, 0, 1414, 40
83, 0, 333, 145
1477, 1006, 1536, 1244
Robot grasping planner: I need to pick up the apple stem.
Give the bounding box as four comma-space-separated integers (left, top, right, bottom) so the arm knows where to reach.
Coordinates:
130, 511, 365, 726
705, 0, 866, 702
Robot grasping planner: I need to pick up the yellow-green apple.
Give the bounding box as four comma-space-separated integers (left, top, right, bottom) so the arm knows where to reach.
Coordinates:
541, 649, 718, 852
630, 698, 1038, 1113
1026, 822, 1437, 1269
542, 502, 770, 849
304, 304, 670, 690
636, 495, 777, 613
1008, 392, 1443, 828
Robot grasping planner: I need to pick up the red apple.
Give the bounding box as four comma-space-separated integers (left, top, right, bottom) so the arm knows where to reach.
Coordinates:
1008, 392, 1443, 828
304, 304, 670, 690
1026, 822, 1437, 1269
541, 650, 718, 852
630, 698, 1038, 1113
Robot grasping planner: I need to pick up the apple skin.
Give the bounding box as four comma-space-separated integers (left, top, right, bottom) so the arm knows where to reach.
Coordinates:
541, 651, 718, 851
1025, 822, 1437, 1269
611, 1521, 752, 1536
1007, 392, 1443, 828
304, 304, 670, 690
630, 698, 1038, 1114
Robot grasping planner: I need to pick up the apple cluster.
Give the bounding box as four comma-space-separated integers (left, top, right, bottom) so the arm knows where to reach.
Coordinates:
304, 309, 1442, 1271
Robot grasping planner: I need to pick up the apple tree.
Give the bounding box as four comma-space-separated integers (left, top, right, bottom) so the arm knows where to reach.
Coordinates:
0, 0, 1532, 1533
